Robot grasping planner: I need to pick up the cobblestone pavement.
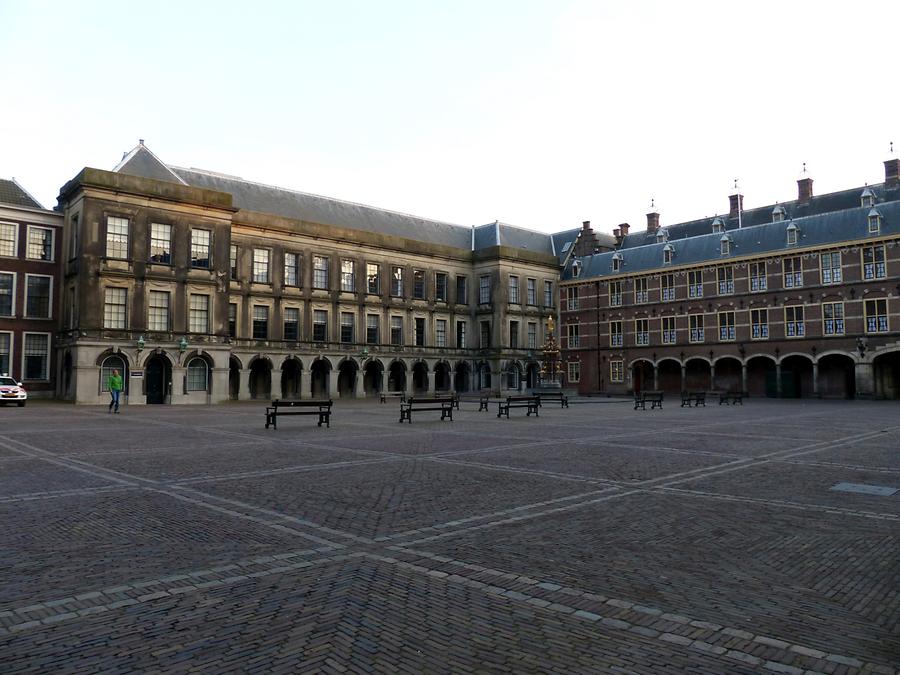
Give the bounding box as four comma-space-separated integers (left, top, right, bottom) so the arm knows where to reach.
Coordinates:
0, 398, 898, 674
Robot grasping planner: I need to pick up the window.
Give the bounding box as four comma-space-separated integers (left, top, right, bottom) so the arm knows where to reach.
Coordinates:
609, 280, 622, 307
413, 269, 425, 299
191, 229, 211, 269
689, 314, 704, 343
663, 244, 674, 265
751, 309, 768, 339
720, 235, 732, 256
479, 275, 491, 304
612, 252, 622, 272
567, 362, 580, 384
284, 252, 299, 286
635, 318, 649, 345
480, 321, 491, 348
773, 205, 786, 223
189, 294, 210, 334
820, 252, 842, 284
544, 281, 553, 307
785, 305, 805, 337
435, 273, 448, 302
610, 321, 623, 347
27, 226, 53, 261
104, 288, 127, 328
230, 245, 238, 279
863, 245, 886, 280
106, 216, 129, 259
148, 291, 170, 331
25, 275, 51, 318
610, 360, 624, 383
634, 277, 649, 304
509, 320, 519, 349
367, 263, 380, 294
786, 223, 799, 246
457, 320, 467, 348
865, 299, 888, 333
391, 316, 403, 345
414, 317, 425, 346
23, 333, 49, 380
391, 266, 403, 297
783, 257, 802, 288
688, 270, 703, 298
456, 276, 468, 304
566, 286, 578, 310
662, 316, 676, 344
868, 209, 882, 234
526, 278, 536, 305
252, 305, 268, 339
0, 332, 10, 376
861, 189, 876, 208
313, 256, 329, 290
342, 260, 356, 292
366, 314, 379, 344
150, 224, 172, 264
341, 312, 354, 343
99, 355, 126, 393
749, 262, 767, 292
436, 319, 447, 347
509, 276, 520, 304
186, 358, 209, 391
252, 249, 270, 284
718, 311, 735, 341
823, 302, 844, 335
0, 273, 13, 316
0, 222, 16, 257
228, 303, 237, 338
566, 324, 579, 348
284, 307, 300, 341
661, 274, 675, 302
527, 322, 537, 349
313, 310, 328, 342
717, 267, 734, 295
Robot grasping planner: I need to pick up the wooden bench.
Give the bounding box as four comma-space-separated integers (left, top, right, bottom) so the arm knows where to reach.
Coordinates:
718, 391, 745, 405
536, 391, 569, 408
497, 395, 540, 419
380, 391, 406, 404
633, 390, 664, 410
399, 397, 454, 423
265, 399, 332, 429
680, 390, 707, 407
478, 395, 490, 412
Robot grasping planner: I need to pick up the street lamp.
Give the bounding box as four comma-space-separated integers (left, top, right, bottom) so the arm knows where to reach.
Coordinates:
179, 336, 188, 353
136, 335, 145, 354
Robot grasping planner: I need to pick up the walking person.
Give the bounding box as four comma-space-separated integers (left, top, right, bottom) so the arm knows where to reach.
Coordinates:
108, 368, 124, 413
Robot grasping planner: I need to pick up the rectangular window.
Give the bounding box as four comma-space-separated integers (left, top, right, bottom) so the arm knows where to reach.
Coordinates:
823, 302, 844, 335
189, 294, 210, 334
751, 308, 768, 339
634, 277, 649, 304
610, 360, 624, 383
509, 276, 520, 304
526, 278, 536, 305
0, 272, 13, 316
662, 316, 676, 344
23, 333, 49, 380
566, 324, 579, 348
862, 245, 887, 280
228, 303, 237, 338
717, 267, 734, 295
25, 275, 51, 318
480, 321, 491, 348
457, 320, 467, 348
341, 312, 354, 343
635, 318, 649, 346
527, 322, 537, 349
567, 361, 580, 384
191, 229, 211, 269
230, 245, 238, 280
609, 280, 622, 307
456, 276, 468, 304
313, 256, 329, 290
749, 262, 767, 292
366, 314, 379, 344
688, 270, 703, 298
566, 286, 578, 311
251, 305, 268, 339
785, 305, 805, 337
150, 223, 172, 264
544, 281, 553, 307
435, 273, 448, 302
414, 317, 425, 346
366, 263, 380, 294
413, 269, 425, 299
820, 252, 842, 284
27, 226, 54, 261
391, 316, 403, 345
509, 320, 519, 349
104, 287, 127, 329
0, 332, 10, 376
610, 320, 623, 347
689, 314, 704, 343
391, 266, 404, 297
313, 310, 328, 342
436, 319, 448, 347
479, 275, 491, 304
0, 222, 16, 257
718, 311, 736, 341
341, 260, 356, 292
284, 252, 299, 286
106, 216, 129, 259
865, 298, 889, 333
660, 274, 675, 302
148, 290, 170, 331
252, 248, 270, 284
783, 257, 802, 288
284, 307, 300, 341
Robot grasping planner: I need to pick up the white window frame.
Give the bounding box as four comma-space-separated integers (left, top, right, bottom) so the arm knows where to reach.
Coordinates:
609, 280, 622, 307
103, 287, 127, 329
0, 222, 18, 258
313, 309, 328, 342
190, 229, 212, 269
313, 256, 329, 290
567, 361, 580, 384
862, 245, 887, 280
21, 331, 50, 381
26, 225, 54, 262
189, 294, 210, 334
820, 252, 842, 284
635, 318, 649, 346
150, 223, 172, 264
527, 322, 537, 349
718, 311, 736, 341
661, 316, 676, 344
509, 276, 520, 305
479, 275, 491, 304
342, 260, 356, 293
0, 271, 15, 317
284, 252, 300, 287
783, 257, 802, 288
610, 360, 624, 383
526, 278, 537, 306
688, 270, 703, 298
864, 298, 889, 334
567, 324, 579, 348
0, 331, 12, 377
24, 273, 53, 319
634, 277, 649, 304
750, 308, 769, 340
660, 274, 675, 302
436, 318, 447, 347
283, 306, 301, 341
689, 314, 704, 343
784, 305, 805, 338
147, 290, 170, 332
252, 304, 269, 340
822, 302, 845, 336
186, 357, 210, 392
609, 320, 623, 347
105, 216, 130, 260
252, 248, 271, 284
749, 262, 767, 292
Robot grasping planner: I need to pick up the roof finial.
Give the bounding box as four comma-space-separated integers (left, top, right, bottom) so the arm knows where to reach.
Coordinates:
650, 197, 656, 210
139, 139, 145, 146
891, 141, 894, 155
802, 161, 807, 175
733, 178, 739, 192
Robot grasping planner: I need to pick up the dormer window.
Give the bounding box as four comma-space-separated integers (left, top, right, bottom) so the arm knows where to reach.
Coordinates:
720, 234, 732, 256
868, 208, 882, 234
772, 204, 786, 223
711, 217, 724, 234
656, 228, 668, 243
786, 222, 799, 246
611, 252, 622, 273
663, 243, 674, 264
861, 188, 876, 208
572, 260, 582, 277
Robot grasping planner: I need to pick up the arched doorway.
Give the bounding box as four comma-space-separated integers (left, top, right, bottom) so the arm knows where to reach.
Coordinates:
185, 356, 212, 397
873, 351, 900, 399
387, 361, 406, 393
477, 362, 492, 390
229, 356, 241, 400
337, 360, 357, 398
281, 359, 302, 399
657, 359, 681, 394
434, 362, 451, 392
144, 354, 169, 404
454, 362, 471, 393
525, 362, 540, 389
684, 358, 711, 391
746, 355, 776, 397
249, 358, 272, 400
780, 355, 814, 398
100, 354, 129, 401
713, 357, 741, 392
363, 360, 383, 397
818, 354, 856, 399
412, 361, 428, 394
311, 359, 330, 398
505, 362, 522, 391
631, 359, 653, 393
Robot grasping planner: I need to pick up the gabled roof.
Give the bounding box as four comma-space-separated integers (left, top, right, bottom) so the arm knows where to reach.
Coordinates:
0, 178, 43, 209
113, 143, 187, 185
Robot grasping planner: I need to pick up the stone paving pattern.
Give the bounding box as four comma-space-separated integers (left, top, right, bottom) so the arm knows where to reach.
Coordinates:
0, 398, 898, 673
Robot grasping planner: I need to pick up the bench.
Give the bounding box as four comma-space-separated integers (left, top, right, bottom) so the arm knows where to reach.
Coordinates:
399, 397, 454, 423
634, 390, 664, 410
536, 391, 569, 408
497, 395, 540, 419
380, 391, 406, 404
680, 390, 707, 407
265, 399, 332, 429
718, 391, 745, 405
478, 395, 490, 412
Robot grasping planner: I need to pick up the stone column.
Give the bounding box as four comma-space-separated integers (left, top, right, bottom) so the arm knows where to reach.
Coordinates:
301, 369, 312, 399
328, 369, 340, 399
271, 367, 283, 401
354, 366, 365, 398
741, 364, 748, 395
681, 364, 687, 392
652, 364, 659, 390
211, 367, 229, 404
427, 370, 435, 394
775, 362, 782, 398
238, 367, 251, 401
855, 361, 875, 399
812, 362, 819, 398
710, 362, 716, 390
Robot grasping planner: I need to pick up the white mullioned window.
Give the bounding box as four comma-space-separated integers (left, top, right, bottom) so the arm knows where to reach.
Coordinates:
367, 263, 380, 294
186, 358, 209, 391
283, 307, 300, 341
22, 333, 50, 380
341, 312, 354, 343
106, 216, 129, 259
150, 223, 172, 264
610, 360, 624, 383
189, 294, 210, 333
865, 298, 888, 333
661, 316, 676, 344
0, 332, 11, 376
148, 290, 170, 331
785, 305, 805, 337
610, 320, 623, 347
634, 277, 649, 304
313, 309, 328, 341
609, 280, 622, 307
688, 270, 703, 298
750, 308, 768, 339
635, 318, 649, 345
544, 281, 553, 307
862, 245, 886, 280
342, 260, 356, 292
252, 305, 269, 339
284, 252, 299, 286
479, 275, 491, 304
392, 267, 403, 297
567, 361, 580, 384
820, 252, 842, 284
314, 256, 329, 290
689, 314, 704, 343
509, 276, 520, 304
103, 287, 127, 329
527, 322, 536, 349
26, 226, 54, 261
822, 302, 844, 335
749, 262, 767, 292
366, 314, 379, 344
567, 324, 579, 348
0, 222, 17, 257
526, 278, 536, 305
190, 229, 211, 269
660, 274, 675, 302
25, 274, 52, 318
436, 319, 447, 347
0, 272, 14, 316
252, 248, 270, 284
718, 311, 735, 341
783, 257, 802, 288
717, 267, 734, 295
566, 286, 578, 310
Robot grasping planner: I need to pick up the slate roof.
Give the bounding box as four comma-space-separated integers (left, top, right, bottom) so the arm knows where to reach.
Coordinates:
0, 179, 43, 209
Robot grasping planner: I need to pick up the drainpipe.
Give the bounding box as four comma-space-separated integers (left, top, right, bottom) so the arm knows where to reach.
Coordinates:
596, 279, 602, 393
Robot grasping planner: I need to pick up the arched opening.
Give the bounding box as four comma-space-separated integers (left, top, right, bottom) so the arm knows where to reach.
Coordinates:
185, 356, 211, 395
337, 360, 357, 398
363, 361, 383, 397
249, 358, 272, 400
229, 356, 241, 400
281, 359, 302, 399
780, 355, 814, 398
818, 354, 855, 399
454, 362, 471, 393
477, 362, 492, 390
873, 351, 900, 399
387, 361, 406, 393
657, 359, 681, 394
434, 362, 452, 392
713, 357, 741, 392
746, 355, 776, 397
631, 359, 653, 393
525, 362, 540, 389
412, 361, 428, 394
311, 359, 330, 398
100, 354, 129, 399
144, 354, 170, 404
684, 358, 711, 391
505, 362, 522, 391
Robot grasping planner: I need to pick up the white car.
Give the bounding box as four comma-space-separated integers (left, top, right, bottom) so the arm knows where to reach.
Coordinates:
0, 377, 27, 407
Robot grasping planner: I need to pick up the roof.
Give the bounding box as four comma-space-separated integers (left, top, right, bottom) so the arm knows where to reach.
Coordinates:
0, 178, 43, 209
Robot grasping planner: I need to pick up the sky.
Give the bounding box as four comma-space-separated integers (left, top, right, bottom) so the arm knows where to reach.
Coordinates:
1, 0, 898, 235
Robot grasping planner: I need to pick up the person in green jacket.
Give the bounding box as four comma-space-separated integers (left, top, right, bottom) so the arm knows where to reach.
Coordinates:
108, 369, 123, 413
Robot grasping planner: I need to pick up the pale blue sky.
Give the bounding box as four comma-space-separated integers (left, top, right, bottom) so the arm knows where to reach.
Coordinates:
1, 0, 898, 233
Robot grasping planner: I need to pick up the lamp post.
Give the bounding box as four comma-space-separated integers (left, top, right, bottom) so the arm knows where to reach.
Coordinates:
136, 335, 145, 355
179, 336, 188, 354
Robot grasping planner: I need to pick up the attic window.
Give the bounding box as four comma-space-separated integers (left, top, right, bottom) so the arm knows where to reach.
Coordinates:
711, 217, 724, 234
656, 228, 668, 243
720, 234, 732, 256
868, 208, 882, 234
772, 205, 786, 223
561, 241, 572, 253
786, 222, 799, 246
663, 243, 674, 264
572, 260, 582, 277
861, 188, 876, 208
611, 252, 622, 272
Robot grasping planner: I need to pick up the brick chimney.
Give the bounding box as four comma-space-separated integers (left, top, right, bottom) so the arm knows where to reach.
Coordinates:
572, 221, 600, 257
728, 193, 743, 218
619, 222, 630, 236
797, 177, 813, 202
612, 227, 622, 246
646, 210, 660, 234
885, 158, 900, 187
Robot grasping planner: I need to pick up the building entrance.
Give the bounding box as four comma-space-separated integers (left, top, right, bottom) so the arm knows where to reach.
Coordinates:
145, 356, 170, 404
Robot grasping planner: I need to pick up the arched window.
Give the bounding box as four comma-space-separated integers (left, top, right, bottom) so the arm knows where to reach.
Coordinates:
186, 357, 209, 391
786, 222, 799, 246
100, 355, 126, 393
506, 365, 520, 389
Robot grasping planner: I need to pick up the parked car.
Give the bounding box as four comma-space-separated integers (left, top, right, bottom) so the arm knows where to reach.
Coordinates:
0, 377, 27, 406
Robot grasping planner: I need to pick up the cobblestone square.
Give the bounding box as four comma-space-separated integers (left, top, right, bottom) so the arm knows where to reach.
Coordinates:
0, 399, 897, 673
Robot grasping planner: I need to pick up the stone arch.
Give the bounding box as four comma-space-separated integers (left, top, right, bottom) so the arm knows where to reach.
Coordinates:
684, 357, 711, 391
281, 357, 303, 400
818, 352, 856, 399
433, 360, 452, 392
248, 355, 273, 400
505, 360, 523, 391
656, 357, 681, 394
95, 348, 133, 368
184, 353, 213, 395
873, 348, 900, 399
387, 359, 407, 393
630, 358, 654, 393
363, 359, 384, 397
746, 354, 776, 397
779, 353, 814, 398
476, 361, 492, 390
525, 361, 540, 389
713, 356, 742, 392
310, 357, 332, 398
142, 351, 174, 404
454, 361, 471, 393
412, 360, 429, 394
337, 358, 358, 398
99, 352, 129, 397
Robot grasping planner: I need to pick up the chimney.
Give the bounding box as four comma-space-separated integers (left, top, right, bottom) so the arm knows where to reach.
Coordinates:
885, 158, 900, 187
646, 211, 660, 234
797, 177, 813, 202
582, 220, 591, 231
619, 222, 630, 236
612, 227, 622, 246
728, 193, 743, 218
